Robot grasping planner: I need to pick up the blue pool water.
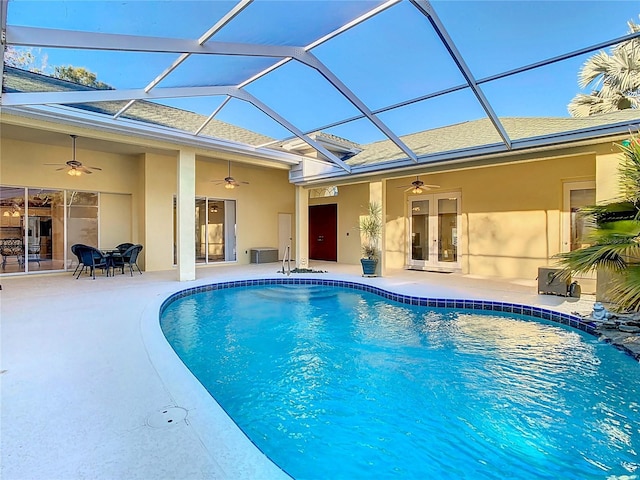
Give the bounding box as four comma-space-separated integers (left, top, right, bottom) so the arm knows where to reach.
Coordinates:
160, 283, 640, 479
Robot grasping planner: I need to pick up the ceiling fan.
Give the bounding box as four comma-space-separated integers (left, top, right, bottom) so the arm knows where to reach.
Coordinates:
45, 135, 102, 176
212, 161, 249, 189
398, 176, 440, 194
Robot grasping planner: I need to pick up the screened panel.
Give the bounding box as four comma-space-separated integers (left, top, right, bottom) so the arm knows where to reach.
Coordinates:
325, 117, 390, 146
246, 61, 362, 133
480, 57, 589, 121
5, 0, 640, 175
7, 0, 237, 38
313, 1, 466, 111
160, 55, 282, 89
377, 89, 490, 141
436, 1, 640, 79
212, 97, 292, 142
211, 0, 389, 47
7, 48, 180, 90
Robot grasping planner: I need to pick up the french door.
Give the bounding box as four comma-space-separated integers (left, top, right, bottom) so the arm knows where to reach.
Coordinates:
407, 193, 461, 271
562, 181, 596, 292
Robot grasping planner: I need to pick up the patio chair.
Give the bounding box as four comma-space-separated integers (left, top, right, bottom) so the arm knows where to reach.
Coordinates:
0, 238, 24, 270
119, 244, 143, 276
71, 243, 84, 276
75, 245, 109, 279
116, 242, 134, 254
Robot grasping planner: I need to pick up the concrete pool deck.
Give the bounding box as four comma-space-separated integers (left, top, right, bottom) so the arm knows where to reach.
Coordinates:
1, 263, 601, 479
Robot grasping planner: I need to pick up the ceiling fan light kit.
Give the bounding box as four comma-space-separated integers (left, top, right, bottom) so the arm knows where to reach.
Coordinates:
398, 176, 440, 194
45, 135, 102, 176
213, 161, 249, 189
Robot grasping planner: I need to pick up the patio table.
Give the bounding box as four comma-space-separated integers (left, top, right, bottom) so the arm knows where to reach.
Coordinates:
101, 249, 122, 276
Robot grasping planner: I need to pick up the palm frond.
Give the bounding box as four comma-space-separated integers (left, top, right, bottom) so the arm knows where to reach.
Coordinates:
554, 242, 639, 275
607, 265, 640, 312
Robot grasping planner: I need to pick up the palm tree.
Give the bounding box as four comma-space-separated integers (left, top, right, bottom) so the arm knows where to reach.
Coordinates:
568, 19, 640, 117
554, 136, 640, 311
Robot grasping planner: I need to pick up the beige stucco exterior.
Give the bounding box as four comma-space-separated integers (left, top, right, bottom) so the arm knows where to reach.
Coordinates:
0, 115, 630, 295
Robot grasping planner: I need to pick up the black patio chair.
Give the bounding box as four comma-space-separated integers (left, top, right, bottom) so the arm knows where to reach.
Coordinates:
120, 244, 143, 276
70, 243, 90, 276
75, 245, 109, 279
116, 242, 134, 254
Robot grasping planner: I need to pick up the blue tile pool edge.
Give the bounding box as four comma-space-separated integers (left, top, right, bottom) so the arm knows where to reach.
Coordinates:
159, 277, 599, 338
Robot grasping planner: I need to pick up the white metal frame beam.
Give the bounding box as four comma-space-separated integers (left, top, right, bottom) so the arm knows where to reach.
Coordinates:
295, 51, 418, 162
2, 0, 400, 170
118, 0, 253, 118
5, 25, 301, 58
410, 0, 512, 149
0, 0, 8, 90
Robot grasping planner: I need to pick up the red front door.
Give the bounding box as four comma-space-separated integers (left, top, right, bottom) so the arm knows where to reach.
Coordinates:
309, 204, 337, 261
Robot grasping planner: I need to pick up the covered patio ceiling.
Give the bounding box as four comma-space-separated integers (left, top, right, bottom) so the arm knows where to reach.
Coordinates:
2, 0, 640, 181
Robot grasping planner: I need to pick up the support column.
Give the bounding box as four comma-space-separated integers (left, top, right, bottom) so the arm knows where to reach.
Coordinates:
177, 149, 196, 281
369, 181, 385, 276
295, 186, 309, 269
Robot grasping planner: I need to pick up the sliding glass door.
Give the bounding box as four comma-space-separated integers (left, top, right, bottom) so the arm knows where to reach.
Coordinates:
175, 197, 237, 265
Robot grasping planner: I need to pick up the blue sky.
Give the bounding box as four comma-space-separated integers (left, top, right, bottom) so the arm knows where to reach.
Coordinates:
7, 0, 640, 144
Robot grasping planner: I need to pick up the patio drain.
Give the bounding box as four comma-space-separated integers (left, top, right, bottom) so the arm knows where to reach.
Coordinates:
146, 406, 187, 428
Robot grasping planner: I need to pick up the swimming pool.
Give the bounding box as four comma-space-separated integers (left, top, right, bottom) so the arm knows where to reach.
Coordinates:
160, 279, 640, 479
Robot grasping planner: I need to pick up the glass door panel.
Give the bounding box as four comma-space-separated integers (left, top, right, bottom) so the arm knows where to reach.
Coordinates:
27, 188, 64, 272
562, 181, 596, 292
195, 198, 206, 263
173, 197, 237, 266
0, 186, 26, 273
67, 191, 98, 268
224, 200, 237, 262
207, 200, 225, 263
437, 198, 458, 263
410, 200, 429, 261
569, 188, 596, 251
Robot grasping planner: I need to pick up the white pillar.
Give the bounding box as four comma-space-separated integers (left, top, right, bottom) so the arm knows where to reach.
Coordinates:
177, 149, 196, 281
295, 186, 309, 268
369, 181, 385, 276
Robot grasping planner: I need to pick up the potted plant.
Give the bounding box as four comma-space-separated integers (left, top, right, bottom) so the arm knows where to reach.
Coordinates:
359, 202, 382, 276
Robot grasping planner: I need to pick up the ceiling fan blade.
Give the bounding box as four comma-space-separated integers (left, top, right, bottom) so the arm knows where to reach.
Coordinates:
55, 167, 67, 171
87, 166, 102, 171
78, 166, 93, 174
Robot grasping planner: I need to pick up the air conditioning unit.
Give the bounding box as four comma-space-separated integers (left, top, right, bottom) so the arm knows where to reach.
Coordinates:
537, 267, 571, 296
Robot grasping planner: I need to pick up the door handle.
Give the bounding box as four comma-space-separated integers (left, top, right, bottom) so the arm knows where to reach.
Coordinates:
317, 235, 324, 242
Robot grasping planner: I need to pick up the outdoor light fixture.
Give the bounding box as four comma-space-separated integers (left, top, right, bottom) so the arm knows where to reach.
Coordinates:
67, 168, 82, 177
3, 211, 9, 217
225, 183, 235, 190
412, 186, 423, 194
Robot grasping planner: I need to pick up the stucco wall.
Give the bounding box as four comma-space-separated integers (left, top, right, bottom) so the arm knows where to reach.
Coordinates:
142, 152, 176, 272
1, 136, 141, 260
196, 159, 295, 265
0, 136, 296, 273
384, 153, 596, 279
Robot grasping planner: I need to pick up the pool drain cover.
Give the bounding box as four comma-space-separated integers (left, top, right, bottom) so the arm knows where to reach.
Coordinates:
146, 407, 187, 428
